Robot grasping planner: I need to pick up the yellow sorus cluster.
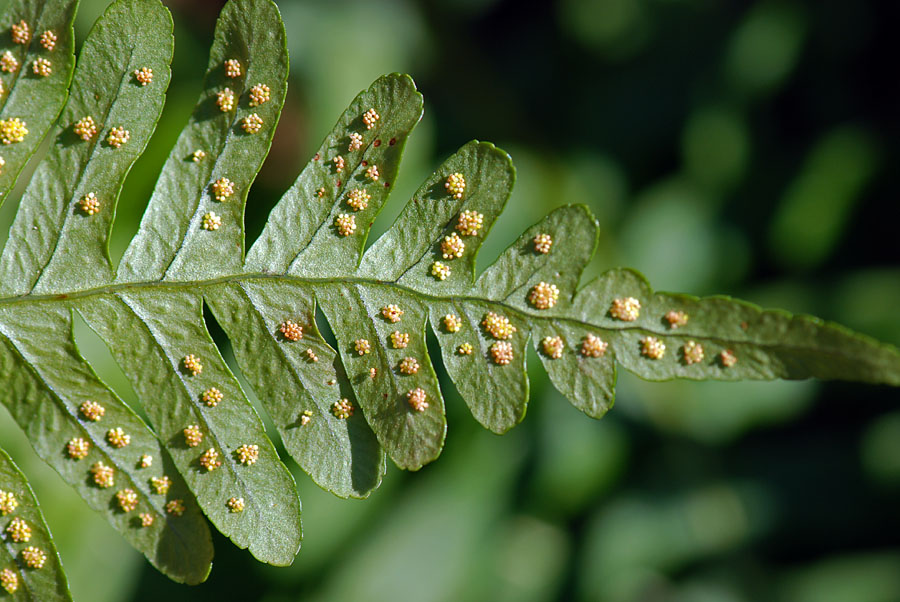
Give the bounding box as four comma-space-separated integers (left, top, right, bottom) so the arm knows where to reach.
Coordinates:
299, 409, 313, 426
183, 425, 203, 448
279, 320, 303, 341
192, 149, 206, 162
331, 398, 354, 419
106, 126, 130, 148
139, 513, 154, 527
0, 118, 28, 144
533, 233, 553, 254
224, 59, 242, 78
32, 57, 51, 77
348, 132, 363, 151
66, 437, 91, 460
0, 51, 19, 73
354, 339, 371, 355
398, 357, 420, 375
682, 340, 704, 365
11, 20, 31, 44
640, 336, 666, 359
665, 310, 689, 329
106, 427, 131, 448
610, 297, 641, 321
541, 336, 564, 359
443, 314, 462, 333
529, 281, 560, 309
332, 155, 345, 172
201, 211, 222, 231
116, 489, 139, 512
227, 497, 245, 513
0, 490, 18, 515
199, 448, 221, 472
73, 116, 98, 140
335, 213, 356, 236
139, 455, 153, 468
241, 113, 263, 134
456, 210, 484, 236
182, 354, 203, 376
78, 192, 101, 215
40, 30, 58, 51
368, 367, 377, 379
406, 388, 428, 412
165, 499, 185, 517
382, 304, 403, 323
390, 331, 410, 349
235, 444, 259, 466
362, 108, 380, 129
441, 233, 465, 259
133, 67, 153, 85
212, 177, 234, 201
482, 312, 516, 340
1, 568, 18, 593
90, 462, 115, 488
720, 349, 738, 368
458, 343, 473, 355
6, 517, 31, 542
80, 400, 106, 421
365, 164, 379, 181
203, 387, 223, 407
346, 188, 370, 211
490, 341, 514, 365
151, 476, 171, 495
20, 546, 46, 569
444, 172, 466, 199
580, 333, 608, 358
248, 83, 270, 106
216, 87, 235, 112
305, 349, 318, 362
431, 261, 451, 280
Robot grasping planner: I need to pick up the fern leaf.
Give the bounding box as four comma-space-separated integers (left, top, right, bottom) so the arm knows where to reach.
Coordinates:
0, 0, 77, 205
0, 448, 72, 601
0, 303, 213, 584
0, 0, 899, 584
0, 0, 172, 295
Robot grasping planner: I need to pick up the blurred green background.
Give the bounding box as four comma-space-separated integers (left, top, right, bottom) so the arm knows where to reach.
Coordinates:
2, 0, 900, 600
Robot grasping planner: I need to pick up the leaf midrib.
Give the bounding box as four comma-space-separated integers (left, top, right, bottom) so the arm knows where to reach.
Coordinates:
0, 272, 888, 366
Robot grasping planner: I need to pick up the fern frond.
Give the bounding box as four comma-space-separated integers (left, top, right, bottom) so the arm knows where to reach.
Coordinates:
0, 0, 898, 586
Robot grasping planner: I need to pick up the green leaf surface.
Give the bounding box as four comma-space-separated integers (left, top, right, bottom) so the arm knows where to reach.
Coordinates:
317, 285, 447, 471
0, 0, 78, 206
0, 303, 213, 584
575, 268, 900, 385
117, 0, 288, 283
1, 0, 900, 585
77, 290, 301, 566
0, 448, 72, 602
0, 0, 173, 296
246, 73, 423, 276
206, 281, 385, 499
